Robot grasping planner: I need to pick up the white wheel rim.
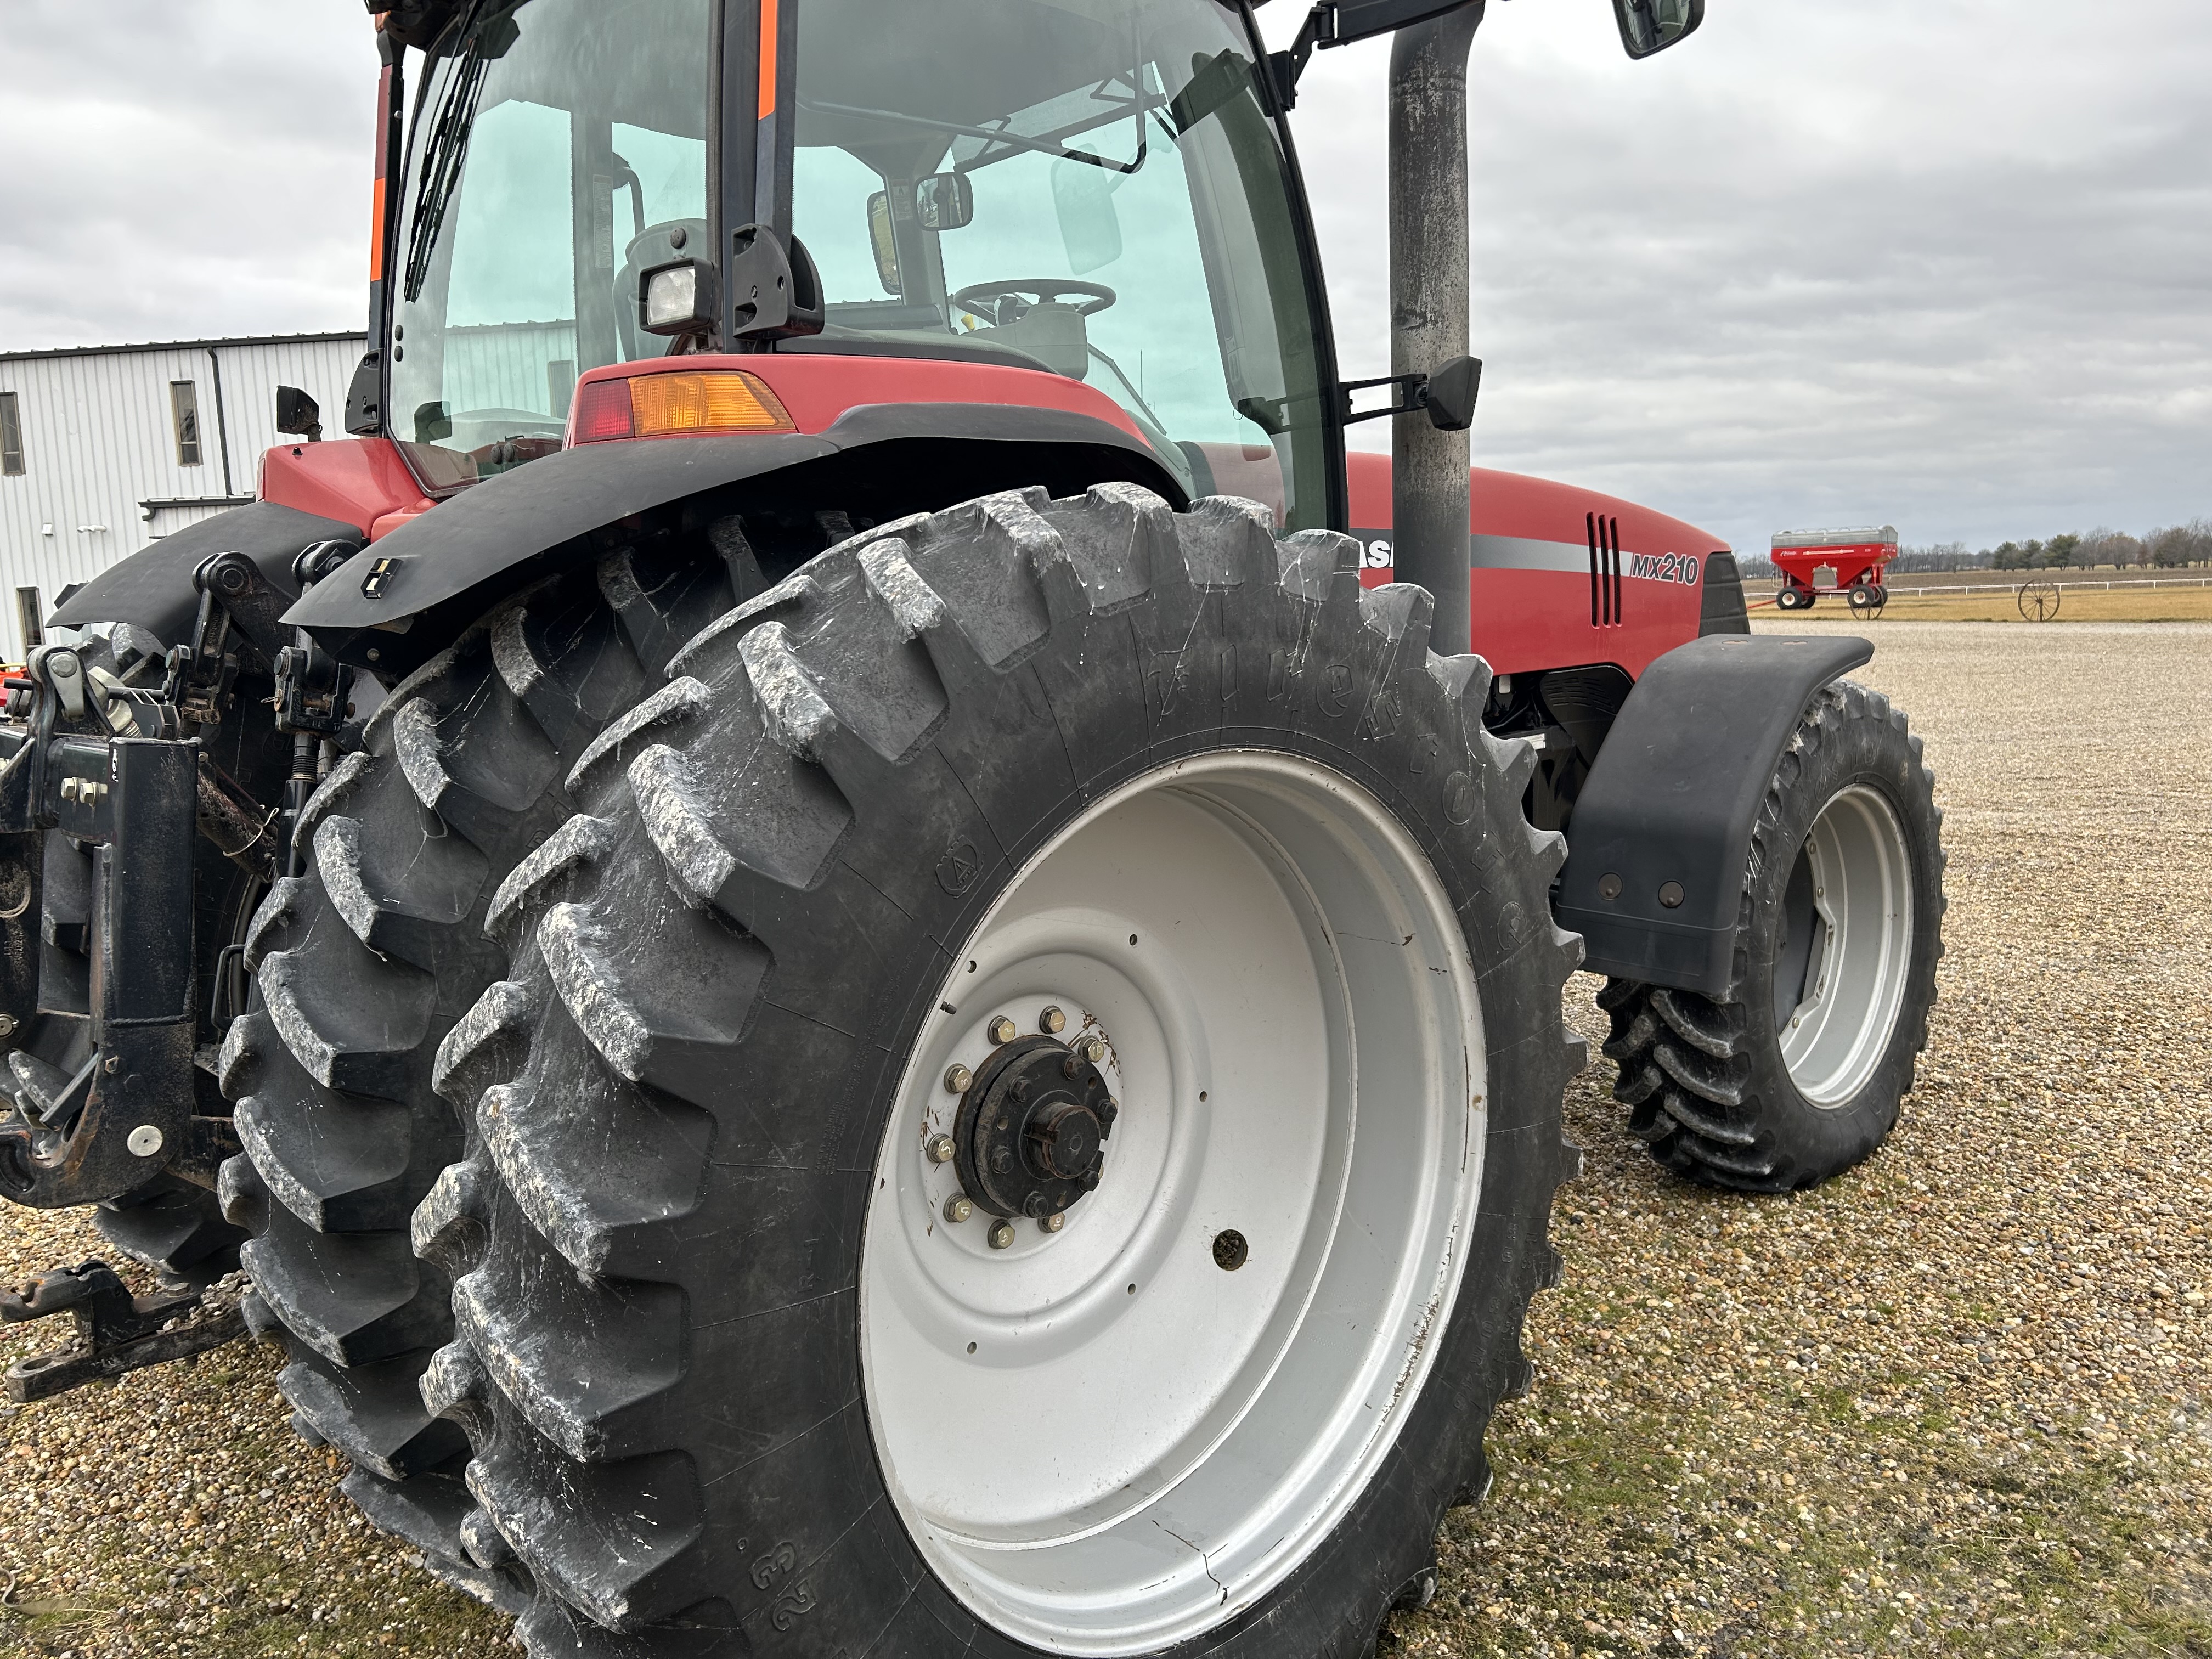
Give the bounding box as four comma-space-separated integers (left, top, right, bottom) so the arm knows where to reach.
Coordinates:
1776, 784, 1915, 1105
859, 753, 1486, 1655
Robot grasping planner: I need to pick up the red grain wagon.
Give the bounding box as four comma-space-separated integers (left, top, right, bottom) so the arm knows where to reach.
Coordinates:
1771, 525, 1900, 611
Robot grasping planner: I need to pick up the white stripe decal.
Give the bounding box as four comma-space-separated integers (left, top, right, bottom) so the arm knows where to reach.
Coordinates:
1352, 532, 1601, 575
1469, 534, 1593, 574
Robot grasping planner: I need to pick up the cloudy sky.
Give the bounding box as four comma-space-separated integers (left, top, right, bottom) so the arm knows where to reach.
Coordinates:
2, 0, 2205, 556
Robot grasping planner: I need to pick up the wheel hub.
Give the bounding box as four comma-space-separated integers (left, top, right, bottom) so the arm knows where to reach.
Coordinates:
953, 1035, 1116, 1219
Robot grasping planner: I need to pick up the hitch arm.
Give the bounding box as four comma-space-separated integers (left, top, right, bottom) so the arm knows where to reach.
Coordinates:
1, 1261, 246, 1402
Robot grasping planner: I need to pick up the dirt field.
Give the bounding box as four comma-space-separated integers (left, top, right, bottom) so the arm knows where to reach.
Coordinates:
4, 620, 2208, 1658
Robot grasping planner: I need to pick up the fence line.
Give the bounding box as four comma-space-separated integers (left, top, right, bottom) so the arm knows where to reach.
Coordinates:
1747, 577, 2212, 599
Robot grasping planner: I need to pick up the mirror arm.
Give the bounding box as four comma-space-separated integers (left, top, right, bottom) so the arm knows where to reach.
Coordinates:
1266, 5, 1338, 112
1340, 359, 1479, 431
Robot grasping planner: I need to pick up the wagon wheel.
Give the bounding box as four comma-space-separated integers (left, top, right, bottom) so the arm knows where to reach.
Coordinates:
2017, 579, 2062, 622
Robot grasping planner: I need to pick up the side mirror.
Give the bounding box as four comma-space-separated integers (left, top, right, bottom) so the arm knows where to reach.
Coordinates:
1612, 0, 1703, 59
915, 172, 973, 233
275, 385, 323, 442
1423, 356, 1481, 432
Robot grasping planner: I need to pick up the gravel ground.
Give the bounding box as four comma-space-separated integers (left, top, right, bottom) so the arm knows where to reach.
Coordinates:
5, 619, 2208, 1658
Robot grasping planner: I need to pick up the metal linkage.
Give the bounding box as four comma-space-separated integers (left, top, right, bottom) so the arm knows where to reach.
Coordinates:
1, 1261, 247, 1403
0, 722, 207, 1210
0, 538, 359, 1211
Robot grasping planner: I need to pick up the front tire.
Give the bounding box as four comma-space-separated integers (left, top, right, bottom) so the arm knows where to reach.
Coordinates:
1602, 679, 1944, 1190
425, 485, 1585, 1657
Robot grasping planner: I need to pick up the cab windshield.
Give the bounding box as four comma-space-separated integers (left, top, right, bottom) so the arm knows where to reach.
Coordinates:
390, 0, 710, 490
792, 0, 1331, 526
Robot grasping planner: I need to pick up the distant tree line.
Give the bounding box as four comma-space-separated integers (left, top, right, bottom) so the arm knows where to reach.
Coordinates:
1987, 521, 2212, 569
1734, 518, 2211, 579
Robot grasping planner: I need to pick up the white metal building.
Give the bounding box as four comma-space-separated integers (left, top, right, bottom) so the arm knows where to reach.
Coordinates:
0, 332, 367, 660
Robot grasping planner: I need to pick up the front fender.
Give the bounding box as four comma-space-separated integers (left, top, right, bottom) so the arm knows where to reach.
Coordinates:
1555, 633, 1874, 995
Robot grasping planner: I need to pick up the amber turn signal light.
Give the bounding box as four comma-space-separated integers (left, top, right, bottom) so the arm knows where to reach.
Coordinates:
572, 371, 797, 443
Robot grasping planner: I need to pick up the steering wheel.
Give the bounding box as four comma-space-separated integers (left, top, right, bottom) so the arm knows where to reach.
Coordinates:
951, 280, 1119, 324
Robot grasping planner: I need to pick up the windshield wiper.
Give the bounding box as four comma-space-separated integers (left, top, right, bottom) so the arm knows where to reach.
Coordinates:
800, 93, 1153, 176
403, 0, 495, 304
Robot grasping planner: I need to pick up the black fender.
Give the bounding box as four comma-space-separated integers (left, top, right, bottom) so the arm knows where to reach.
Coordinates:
1555, 633, 1874, 996
49, 500, 365, 647
284, 402, 1188, 670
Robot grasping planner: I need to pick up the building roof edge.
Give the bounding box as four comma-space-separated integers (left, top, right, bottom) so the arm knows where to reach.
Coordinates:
0, 331, 368, 364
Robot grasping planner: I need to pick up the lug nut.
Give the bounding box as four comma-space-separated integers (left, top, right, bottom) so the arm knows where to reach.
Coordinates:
943, 1194, 973, 1224
988, 1220, 1016, 1250
924, 1135, 956, 1165
1040, 1211, 1066, 1234
988, 1015, 1017, 1046
944, 1063, 973, 1094
1039, 1006, 1066, 1034
1078, 1035, 1106, 1064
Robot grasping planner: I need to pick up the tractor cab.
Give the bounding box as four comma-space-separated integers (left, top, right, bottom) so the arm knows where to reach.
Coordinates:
386, 0, 1336, 526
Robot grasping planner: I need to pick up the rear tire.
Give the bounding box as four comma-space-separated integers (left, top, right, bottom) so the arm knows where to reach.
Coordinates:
1602, 679, 1943, 1191
219, 537, 751, 1610
425, 486, 1585, 1657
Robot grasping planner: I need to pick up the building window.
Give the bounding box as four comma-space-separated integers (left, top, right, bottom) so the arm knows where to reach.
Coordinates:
0, 392, 22, 476
170, 380, 202, 467
15, 589, 43, 656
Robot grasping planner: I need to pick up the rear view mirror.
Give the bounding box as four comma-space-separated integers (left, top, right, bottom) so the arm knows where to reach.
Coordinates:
866, 193, 901, 292
1051, 160, 1124, 276
915, 172, 973, 233
275, 385, 322, 442
1612, 0, 1703, 59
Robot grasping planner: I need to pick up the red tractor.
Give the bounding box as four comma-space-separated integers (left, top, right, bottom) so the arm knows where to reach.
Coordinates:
1771, 524, 1902, 613
0, 1, 1944, 1654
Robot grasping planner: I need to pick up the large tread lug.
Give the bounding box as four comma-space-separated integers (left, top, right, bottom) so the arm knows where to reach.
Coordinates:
279, 1346, 468, 1480
467, 1423, 708, 1634
475, 1060, 709, 1280
254, 946, 435, 1102
516, 1595, 732, 1659
537, 900, 759, 1092
235, 1085, 413, 1233
92, 1178, 246, 1280
451, 1233, 685, 1463
565, 680, 713, 799
341, 1463, 536, 1615
243, 1203, 448, 1367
